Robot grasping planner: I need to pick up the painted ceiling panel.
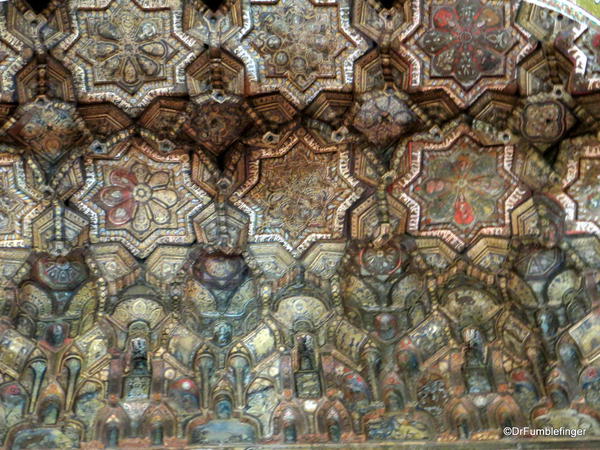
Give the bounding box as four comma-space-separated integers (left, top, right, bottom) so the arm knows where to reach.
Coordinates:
0, 0, 598, 448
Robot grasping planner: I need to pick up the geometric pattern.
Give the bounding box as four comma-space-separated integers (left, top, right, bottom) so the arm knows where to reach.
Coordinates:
228, 0, 369, 107
0, 0, 599, 448
232, 128, 362, 257
555, 22, 600, 94
398, 0, 536, 107
0, 153, 44, 248
0, 7, 27, 102
390, 123, 527, 249
58, 0, 198, 110
556, 138, 600, 235
73, 137, 211, 257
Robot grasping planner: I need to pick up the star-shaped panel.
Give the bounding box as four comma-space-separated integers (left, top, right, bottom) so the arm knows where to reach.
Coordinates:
56, 0, 198, 109
73, 137, 212, 258
389, 123, 527, 250
232, 129, 362, 257
397, 0, 535, 107
0, 7, 27, 102
555, 21, 600, 94
226, 0, 369, 108
0, 153, 44, 248
556, 139, 600, 235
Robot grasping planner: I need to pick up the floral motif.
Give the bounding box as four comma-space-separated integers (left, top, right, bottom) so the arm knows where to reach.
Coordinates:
417, 148, 505, 228
59, 0, 197, 108
419, 0, 514, 87
32, 255, 88, 292
359, 243, 405, 276
245, 145, 345, 252
400, 0, 534, 106
252, 150, 339, 238
95, 164, 178, 233
2, 1, 600, 447
73, 139, 211, 257
246, 0, 343, 91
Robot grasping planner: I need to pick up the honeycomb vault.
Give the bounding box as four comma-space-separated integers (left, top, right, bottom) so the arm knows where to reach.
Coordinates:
0, 0, 599, 448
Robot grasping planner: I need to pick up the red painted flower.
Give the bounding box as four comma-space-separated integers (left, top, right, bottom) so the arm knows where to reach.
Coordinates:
4, 384, 21, 396
95, 163, 178, 233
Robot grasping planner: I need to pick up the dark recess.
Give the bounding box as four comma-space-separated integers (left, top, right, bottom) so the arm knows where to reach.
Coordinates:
26, 0, 51, 14
377, 0, 396, 9
202, 0, 225, 12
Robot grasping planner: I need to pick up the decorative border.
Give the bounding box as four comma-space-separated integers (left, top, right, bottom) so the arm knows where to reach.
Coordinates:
0, 153, 45, 248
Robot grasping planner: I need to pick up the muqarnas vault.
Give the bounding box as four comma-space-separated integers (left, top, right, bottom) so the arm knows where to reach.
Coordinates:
0, 0, 599, 448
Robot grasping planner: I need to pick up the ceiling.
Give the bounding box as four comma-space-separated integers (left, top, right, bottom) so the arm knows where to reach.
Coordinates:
0, 0, 599, 448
